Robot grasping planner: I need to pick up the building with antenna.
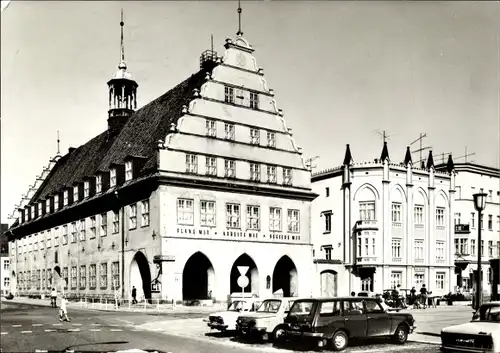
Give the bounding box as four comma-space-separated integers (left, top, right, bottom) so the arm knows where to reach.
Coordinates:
435, 161, 500, 298
5, 6, 317, 303
311, 143, 456, 296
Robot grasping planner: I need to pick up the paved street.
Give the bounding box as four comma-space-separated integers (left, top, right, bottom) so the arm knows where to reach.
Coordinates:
0, 300, 448, 353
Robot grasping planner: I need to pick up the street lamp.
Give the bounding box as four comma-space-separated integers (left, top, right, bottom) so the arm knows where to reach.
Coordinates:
473, 192, 487, 310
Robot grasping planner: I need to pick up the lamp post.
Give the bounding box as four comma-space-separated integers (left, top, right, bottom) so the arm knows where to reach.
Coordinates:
473, 192, 487, 310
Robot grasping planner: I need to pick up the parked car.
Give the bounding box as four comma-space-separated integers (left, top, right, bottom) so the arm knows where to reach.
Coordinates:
441, 301, 500, 353
236, 297, 295, 341
206, 298, 261, 332
282, 297, 416, 351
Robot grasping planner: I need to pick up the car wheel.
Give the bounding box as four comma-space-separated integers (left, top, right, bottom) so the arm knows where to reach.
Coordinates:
331, 330, 349, 351
272, 325, 287, 342
393, 325, 408, 344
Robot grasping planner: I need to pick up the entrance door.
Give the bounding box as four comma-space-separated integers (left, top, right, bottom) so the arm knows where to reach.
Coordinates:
320, 271, 337, 297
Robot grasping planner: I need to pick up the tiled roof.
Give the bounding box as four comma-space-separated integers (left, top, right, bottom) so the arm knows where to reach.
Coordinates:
30, 70, 207, 204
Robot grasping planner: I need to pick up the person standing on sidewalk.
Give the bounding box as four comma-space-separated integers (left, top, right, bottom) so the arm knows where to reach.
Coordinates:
131, 286, 137, 305
50, 288, 57, 308
420, 284, 428, 309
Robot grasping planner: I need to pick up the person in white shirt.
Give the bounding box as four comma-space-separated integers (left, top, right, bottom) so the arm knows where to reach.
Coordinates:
50, 288, 57, 308
58, 295, 70, 322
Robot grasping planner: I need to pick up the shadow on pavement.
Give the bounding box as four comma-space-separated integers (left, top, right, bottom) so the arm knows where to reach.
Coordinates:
416, 332, 441, 337
205, 331, 237, 338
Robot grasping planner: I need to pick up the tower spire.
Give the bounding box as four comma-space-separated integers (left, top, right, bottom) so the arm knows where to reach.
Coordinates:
237, 0, 243, 36
57, 130, 60, 155
119, 8, 126, 69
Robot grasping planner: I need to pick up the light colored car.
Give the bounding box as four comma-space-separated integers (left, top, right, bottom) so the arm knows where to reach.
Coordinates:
207, 298, 261, 332
441, 301, 500, 353
236, 297, 296, 341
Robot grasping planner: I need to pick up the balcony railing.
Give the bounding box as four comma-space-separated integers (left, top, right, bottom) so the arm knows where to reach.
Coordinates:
414, 258, 424, 264
455, 224, 470, 234
392, 258, 402, 263
356, 256, 378, 264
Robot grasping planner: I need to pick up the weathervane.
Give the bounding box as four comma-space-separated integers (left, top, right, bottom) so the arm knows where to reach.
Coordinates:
119, 9, 126, 69
237, 0, 243, 36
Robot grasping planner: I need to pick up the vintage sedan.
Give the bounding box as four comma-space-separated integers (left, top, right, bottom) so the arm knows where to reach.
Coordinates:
283, 297, 416, 351
236, 297, 295, 341
441, 301, 500, 353
206, 298, 261, 332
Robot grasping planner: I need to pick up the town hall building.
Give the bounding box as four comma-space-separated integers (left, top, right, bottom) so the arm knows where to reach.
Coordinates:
6, 8, 317, 303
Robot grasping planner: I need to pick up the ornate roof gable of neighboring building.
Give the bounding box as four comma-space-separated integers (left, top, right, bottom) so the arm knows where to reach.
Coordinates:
30, 70, 207, 204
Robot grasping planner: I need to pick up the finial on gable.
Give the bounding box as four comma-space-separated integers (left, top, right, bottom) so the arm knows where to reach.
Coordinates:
404, 146, 412, 166
426, 150, 435, 170
380, 141, 390, 162
446, 154, 455, 174
343, 144, 353, 166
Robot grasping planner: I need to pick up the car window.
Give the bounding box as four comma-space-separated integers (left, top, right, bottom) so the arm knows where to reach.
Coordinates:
343, 300, 365, 315
284, 300, 294, 313
365, 300, 385, 313
485, 306, 500, 322
290, 301, 315, 316
320, 301, 341, 317
251, 301, 262, 311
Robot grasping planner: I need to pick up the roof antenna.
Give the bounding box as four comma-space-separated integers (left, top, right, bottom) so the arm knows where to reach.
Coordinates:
211, 34, 214, 53
237, 0, 243, 36
57, 130, 60, 155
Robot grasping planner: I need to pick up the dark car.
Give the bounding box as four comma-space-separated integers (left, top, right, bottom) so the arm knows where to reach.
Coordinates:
282, 297, 416, 351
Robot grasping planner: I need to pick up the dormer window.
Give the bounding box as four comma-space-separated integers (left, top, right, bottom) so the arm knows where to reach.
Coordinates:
84, 181, 90, 198
73, 185, 79, 202
110, 169, 117, 187
125, 161, 133, 181
63, 190, 69, 206
31, 206, 35, 219
54, 195, 59, 210
38, 202, 43, 216
46, 199, 51, 214
96, 175, 102, 193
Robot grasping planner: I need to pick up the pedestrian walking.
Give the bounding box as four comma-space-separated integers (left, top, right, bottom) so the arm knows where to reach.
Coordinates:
50, 288, 57, 308
131, 286, 137, 305
420, 284, 428, 309
58, 295, 71, 322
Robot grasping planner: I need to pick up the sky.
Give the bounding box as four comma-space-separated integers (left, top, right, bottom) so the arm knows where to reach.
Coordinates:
1, 1, 499, 223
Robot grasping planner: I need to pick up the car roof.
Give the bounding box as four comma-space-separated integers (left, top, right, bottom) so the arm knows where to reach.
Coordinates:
294, 297, 377, 302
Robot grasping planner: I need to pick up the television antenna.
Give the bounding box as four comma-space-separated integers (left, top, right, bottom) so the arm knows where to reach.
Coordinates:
305, 156, 319, 171
409, 133, 431, 167
455, 146, 475, 163
374, 130, 395, 143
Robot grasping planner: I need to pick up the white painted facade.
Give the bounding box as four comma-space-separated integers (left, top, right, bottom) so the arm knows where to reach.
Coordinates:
312, 148, 455, 297
1, 256, 10, 295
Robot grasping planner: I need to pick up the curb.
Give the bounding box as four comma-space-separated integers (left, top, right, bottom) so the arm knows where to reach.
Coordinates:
408, 339, 440, 346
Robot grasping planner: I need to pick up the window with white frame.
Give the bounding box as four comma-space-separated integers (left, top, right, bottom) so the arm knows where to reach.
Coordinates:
125, 161, 133, 181
79, 219, 86, 241
488, 215, 493, 230
96, 175, 102, 193
267, 131, 276, 148
480, 214, 484, 229
392, 239, 401, 258
414, 273, 424, 288
481, 240, 485, 255
390, 271, 402, 289
100, 263, 108, 288
89, 264, 96, 289
471, 239, 476, 256
436, 272, 445, 290
246, 205, 260, 230
89, 216, 96, 238
226, 203, 240, 228
412, 206, 424, 225
112, 211, 119, 234
436, 207, 445, 226
224, 123, 235, 140
177, 199, 194, 225
250, 128, 260, 145
200, 200, 215, 227
224, 159, 236, 178
249, 92, 259, 109
71, 266, 77, 289
73, 185, 79, 202
31, 205, 35, 219
48, 230, 53, 248
110, 168, 117, 187
269, 207, 282, 231
324, 212, 332, 233
287, 209, 300, 233
84, 181, 90, 197
63, 190, 69, 206
250, 163, 261, 181
70, 222, 77, 243
488, 241, 494, 257
55, 227, 60, 247
185, 154, 198, 173
454, 212, 461, 225
283, 168, 293, 186
436, 241, 445, 260
456, 238, 468, 255
206, 156, 217, 176
46, 199, 51, 214
54, 195, 59, 210
206, 119, 216, 137
323, 246, 332, 260
111, 262, 120, 289
414, 240, 424, 259
267, 165, 277, 183
391, 203, 402, 223
471, 212, 476, 228
129, 203, 137, 229
100, 213, 107, 236
224, 86, 234, 103
359, 202, 375, 221
141, 200, 150, 227
3, 259, 10, 270
4, 277, 9, 288
79, 265, 86, 289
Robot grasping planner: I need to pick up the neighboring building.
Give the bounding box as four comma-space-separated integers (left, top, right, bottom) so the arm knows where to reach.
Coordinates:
1, 223, 10, 295
435, 162, 500, 296
311, 143, 456, 296
5, 11, 316, 303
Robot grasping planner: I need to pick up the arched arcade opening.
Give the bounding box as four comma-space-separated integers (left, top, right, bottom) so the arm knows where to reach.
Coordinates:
182, 252, 215, 301
272, 255, 298, 297
320, 270, 338, 297
130, 251, 152, 300
230, 253, 259, 295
